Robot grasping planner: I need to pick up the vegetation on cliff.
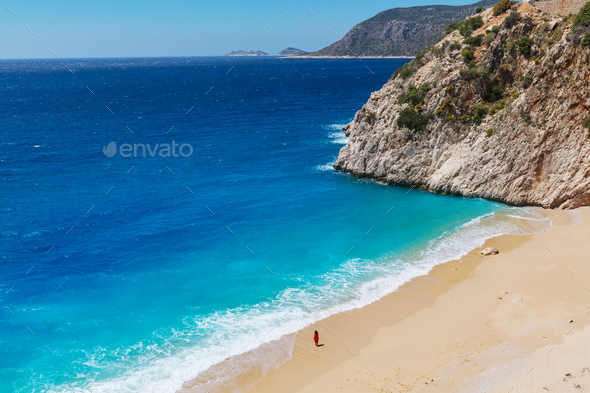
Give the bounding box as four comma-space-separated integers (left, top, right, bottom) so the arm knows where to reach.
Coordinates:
493, 0, 517, 16
571, 0, 590, 44
387, 0, 590, 133
335, 0, 590, 209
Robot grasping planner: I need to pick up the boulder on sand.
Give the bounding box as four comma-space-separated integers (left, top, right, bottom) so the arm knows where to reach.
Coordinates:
481, 247, 499, 256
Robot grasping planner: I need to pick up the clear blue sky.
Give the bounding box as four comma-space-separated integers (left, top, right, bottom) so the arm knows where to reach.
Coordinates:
0, 0, 480, 58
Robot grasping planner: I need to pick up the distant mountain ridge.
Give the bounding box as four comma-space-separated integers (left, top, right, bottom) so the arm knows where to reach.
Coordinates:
224, 50, 270, 56
304, 0, 497, 57
224, 48, 307, 57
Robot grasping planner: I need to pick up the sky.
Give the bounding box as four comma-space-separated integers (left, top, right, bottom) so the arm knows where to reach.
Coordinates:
0, 0, 481, 59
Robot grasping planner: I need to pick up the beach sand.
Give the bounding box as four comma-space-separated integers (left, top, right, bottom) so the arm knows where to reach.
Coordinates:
237, 207, 590, 393
178, 207, 590, 393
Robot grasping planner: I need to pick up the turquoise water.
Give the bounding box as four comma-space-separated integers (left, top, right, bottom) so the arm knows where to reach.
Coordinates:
0, 57, 546, 392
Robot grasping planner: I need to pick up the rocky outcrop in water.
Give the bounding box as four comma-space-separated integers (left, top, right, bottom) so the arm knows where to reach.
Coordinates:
335, 2, 590, 209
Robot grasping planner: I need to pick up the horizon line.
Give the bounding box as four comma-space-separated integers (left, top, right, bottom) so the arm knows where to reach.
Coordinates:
0, 55, 415, 61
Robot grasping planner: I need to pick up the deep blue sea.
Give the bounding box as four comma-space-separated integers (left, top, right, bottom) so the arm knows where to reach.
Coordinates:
0, 57, 549, 393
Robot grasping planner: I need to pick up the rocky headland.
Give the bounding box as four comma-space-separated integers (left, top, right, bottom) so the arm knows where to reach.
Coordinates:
335, 0, 590, 208
304, 0, 496, 57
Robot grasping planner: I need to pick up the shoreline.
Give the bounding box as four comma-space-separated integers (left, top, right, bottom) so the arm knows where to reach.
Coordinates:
222, 55, 414, 59
236, 207, 588, 393
290, 56, 414, 59
178, 206, 590, 393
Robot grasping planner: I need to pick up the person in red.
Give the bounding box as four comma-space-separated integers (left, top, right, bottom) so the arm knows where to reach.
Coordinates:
314, 330, 319, 347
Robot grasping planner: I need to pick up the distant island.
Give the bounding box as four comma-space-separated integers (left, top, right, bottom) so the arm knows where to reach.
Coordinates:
276, 47, 307, 56
224, 47, 307, 57
224, 50, 270, 56
301, 0, 496, 57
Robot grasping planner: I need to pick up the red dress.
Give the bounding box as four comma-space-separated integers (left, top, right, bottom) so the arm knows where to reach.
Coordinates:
314, 333, 319, 344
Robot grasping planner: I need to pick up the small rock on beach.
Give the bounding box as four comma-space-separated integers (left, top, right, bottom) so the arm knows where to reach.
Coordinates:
481, 247, 499, 256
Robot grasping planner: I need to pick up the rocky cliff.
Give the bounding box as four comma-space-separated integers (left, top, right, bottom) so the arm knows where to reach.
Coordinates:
305, 0, 496, 57
335, 1, 590, 208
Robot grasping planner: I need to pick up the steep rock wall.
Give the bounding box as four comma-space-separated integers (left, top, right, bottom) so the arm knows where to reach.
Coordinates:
335, 3, 590, 208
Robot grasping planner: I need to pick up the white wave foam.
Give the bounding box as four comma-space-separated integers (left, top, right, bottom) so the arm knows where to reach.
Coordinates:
50, 207, 552, 393
322, 123, 347, 131
323, 123, 349, 144
315, 160, 336, 172
328, 131, 348, 144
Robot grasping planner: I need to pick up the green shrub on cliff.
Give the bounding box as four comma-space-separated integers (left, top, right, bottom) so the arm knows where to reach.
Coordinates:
459, 16, 484, 37
462, 48, 474, 63
397, 108, 433, 132
477, 65, 490, 78
459, 113, 473, 123
518, 36, 533, 55
414, 48, 430, 65
470, 16, 484, 29
582, 33, 590, 46
472, 103, 490, 125
445, 21, 464, 35
475, 103, 489, 117
520, 75, 533, 88
449, 42, 462, 52
464, 34, 484, 46
485, 80, 504, 102
391, 63, 412, 80
459, 66, 478, 80
503, 11, 520, 29
476, 6, 486, 13
398, 83, 430, 106
573, 1, 590, 29
493, 0, 516, 16
584, 117, 590, 129
437, 98, 452, 116
488, 100, 506, 115
505, 40, 516, 54
400, 67, 413, 79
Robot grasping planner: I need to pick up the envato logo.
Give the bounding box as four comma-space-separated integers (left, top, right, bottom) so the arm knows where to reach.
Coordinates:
103, 141, 193, 158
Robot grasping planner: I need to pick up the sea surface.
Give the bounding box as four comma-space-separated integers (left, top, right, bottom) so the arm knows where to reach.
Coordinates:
0, 57, 551, 393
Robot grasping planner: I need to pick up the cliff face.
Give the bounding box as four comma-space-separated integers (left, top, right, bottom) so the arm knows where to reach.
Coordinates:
306, 0, 496, 57
335, 2, 590, 208
314, 20, 443, 58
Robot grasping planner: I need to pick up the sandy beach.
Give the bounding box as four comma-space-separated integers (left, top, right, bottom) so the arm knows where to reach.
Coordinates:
227, 207, 590, 393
